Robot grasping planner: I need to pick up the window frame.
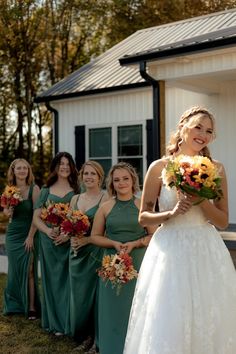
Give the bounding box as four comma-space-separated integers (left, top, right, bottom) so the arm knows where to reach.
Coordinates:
86, 121, 147, 181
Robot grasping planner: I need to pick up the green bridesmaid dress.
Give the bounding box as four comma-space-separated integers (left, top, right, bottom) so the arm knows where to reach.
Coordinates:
3, 184, 41, 316
69, 194, 104, 345
35, 187, 74, 334
98, 198, 147, 354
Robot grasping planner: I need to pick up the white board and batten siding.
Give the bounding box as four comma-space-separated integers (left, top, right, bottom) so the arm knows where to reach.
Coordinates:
51, 87, 152, 158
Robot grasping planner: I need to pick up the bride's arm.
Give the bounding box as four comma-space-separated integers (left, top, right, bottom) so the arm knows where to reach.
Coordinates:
199, 162, 228, 229
139, 159, 192, 228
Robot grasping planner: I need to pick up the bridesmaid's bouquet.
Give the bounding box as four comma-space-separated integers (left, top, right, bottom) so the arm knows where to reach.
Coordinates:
97, 253, 138, 295
41, 202, 70, 230
162, 154, 223, 202
60, 209, 90, 256
1, 185, 23, 223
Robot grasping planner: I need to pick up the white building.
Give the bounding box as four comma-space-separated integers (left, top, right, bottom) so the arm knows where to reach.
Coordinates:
36, 9, 236, 227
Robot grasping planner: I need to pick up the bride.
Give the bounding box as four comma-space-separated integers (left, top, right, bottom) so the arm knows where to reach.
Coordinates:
123, 106, 236, 354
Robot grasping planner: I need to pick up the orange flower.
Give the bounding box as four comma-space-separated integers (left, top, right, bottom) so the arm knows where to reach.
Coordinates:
97, 253, 138, 295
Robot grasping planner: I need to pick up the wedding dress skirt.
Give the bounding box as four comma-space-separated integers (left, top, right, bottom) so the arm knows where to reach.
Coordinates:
124, 187, 236, 354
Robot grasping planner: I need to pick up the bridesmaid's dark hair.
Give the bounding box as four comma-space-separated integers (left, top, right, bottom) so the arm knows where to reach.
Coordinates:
46, 152, 79, 193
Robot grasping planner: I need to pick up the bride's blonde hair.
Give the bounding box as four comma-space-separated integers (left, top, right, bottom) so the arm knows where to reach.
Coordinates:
166, 106, 216, 158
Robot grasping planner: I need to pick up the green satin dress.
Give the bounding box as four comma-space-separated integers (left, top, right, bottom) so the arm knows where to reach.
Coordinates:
98, 198, 147, 354
3, 184, 40, 316
35, 187, 74, 334
69, 194, 104, 345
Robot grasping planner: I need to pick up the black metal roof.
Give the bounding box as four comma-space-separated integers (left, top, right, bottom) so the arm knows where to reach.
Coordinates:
35, 8, 236, 103
119, 25, 236, 65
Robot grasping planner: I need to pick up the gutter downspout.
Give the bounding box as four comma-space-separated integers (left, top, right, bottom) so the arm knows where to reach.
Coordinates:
139, 61, 160, 161
45, 102, 59, 155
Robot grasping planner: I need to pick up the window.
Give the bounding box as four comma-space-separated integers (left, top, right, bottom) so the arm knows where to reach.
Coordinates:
89, 127, 112, 177
118, 125, 143, 184
88, 124, 145, 185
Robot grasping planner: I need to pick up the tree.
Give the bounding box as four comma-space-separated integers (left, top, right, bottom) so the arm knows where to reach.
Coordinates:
0, 0, 45, 161
0, 0, 236, 186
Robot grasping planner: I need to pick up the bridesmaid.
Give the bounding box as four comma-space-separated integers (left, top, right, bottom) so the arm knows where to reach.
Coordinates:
69, 161, 109, 352
2, 158, 41, 319
33, 152, 79, 336
77, 162, 154, 354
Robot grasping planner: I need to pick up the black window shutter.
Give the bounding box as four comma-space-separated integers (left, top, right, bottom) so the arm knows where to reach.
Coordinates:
75, 125, 85, 170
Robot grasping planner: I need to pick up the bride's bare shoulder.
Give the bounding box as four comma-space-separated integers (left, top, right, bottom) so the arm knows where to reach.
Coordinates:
148, 157, 169, 174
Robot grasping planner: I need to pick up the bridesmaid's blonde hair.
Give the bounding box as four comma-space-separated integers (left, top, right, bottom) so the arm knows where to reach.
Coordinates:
7, 158, 34, 186
79, 160, 105, 187
166, 106, 216, 158
106, 162, 140, 197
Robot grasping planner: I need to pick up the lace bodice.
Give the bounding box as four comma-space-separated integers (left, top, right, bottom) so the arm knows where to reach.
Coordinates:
159, 186, 207, 227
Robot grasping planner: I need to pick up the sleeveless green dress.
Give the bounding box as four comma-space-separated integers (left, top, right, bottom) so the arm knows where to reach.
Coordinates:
3, 184, 41, 316
98, 198, 147, 354
69, 194, 104, 345
35, 187, 74, 334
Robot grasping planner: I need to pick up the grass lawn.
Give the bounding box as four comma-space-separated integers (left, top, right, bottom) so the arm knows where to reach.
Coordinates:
0, 273, 82, 353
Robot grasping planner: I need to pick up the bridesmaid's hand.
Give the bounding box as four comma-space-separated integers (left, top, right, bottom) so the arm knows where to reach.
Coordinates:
3, 206, 13, 218
24, 236, 34, 252
54, 233, 69, 246
73, 236, 89, 250
46, 227, 58, 240
70, 236, 79, 248
112, 240, 124, 253
121, 241, 136, 254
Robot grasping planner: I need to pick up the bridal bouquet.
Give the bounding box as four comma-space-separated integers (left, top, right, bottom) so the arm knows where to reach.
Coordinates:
1, 185, 23, 223
162, 154, 223, 201
97, 253, 138, 295
41, 201, 70, 228
60, 209, 90, 256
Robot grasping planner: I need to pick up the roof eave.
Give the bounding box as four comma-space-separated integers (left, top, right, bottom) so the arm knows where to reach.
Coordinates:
34, 82, 151, 103
119, 36, 236, 66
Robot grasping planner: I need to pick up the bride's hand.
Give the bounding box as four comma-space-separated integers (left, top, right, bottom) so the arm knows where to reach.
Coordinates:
178, 191, 204, 205
171, 194, 192, 216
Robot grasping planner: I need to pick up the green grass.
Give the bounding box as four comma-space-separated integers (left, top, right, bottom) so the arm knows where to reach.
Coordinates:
0, 274, 82, 353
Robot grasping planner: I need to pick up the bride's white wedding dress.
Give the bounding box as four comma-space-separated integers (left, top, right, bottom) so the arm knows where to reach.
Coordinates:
124, 186, 236, 354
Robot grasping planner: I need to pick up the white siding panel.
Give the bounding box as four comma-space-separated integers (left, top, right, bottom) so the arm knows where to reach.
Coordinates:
212, 83, 236, 224
165, 87, 210, 139
52, 88, 152, 157
150, 49, 236, 80
165, 84, 236, 223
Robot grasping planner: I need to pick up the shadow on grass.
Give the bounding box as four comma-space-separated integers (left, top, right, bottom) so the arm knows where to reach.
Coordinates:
0, 274, 83, 353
